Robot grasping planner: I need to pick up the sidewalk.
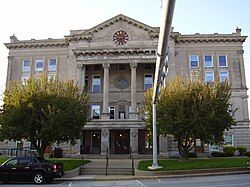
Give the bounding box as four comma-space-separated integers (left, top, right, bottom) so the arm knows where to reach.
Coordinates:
56, 158, 250, 182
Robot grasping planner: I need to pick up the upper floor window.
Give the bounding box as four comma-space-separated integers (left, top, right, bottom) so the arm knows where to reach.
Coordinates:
204, 55, 213, 67
118, 64, 127, 70
218, 55, 227, 67
35, 59, 44, 72
220, 71, 229, 82
144, 75, 153, 90
91, 105, 100, 119
92, 75, 101, 92
22, 59, 30, 72
48, 58, 57, 72
189, 55, 199, 68
109, 106, 115, 119
204, 71, 214, 83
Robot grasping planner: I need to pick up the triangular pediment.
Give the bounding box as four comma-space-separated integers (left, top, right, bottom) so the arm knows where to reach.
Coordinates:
82, 14, 158, 35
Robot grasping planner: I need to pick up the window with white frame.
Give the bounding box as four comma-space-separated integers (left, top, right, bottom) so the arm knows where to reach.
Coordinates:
204, 71, 214, 83
189, 55, 199, 68
220, 71, 229, 82
144, 74, 153, 90
48, 58, 57, 72
204, 55, 213, 67
22, 59, 30, 72
35, 59, 44, 72
21, 74, 29, 85
218, 54, 227, 67
92, 75, 101, 92
91, 105, 100, 119
109, 106, 115, 119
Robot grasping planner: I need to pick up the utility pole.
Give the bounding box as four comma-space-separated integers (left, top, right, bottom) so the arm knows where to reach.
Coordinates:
148, 0, 176, 170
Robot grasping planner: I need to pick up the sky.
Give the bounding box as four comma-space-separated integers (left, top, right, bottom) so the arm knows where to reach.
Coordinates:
0, 0, 249, 114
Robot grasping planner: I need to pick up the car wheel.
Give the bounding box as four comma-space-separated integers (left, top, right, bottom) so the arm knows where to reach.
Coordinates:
33, 172, 44, 184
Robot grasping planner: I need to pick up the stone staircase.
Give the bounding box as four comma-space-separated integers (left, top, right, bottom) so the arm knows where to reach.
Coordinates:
80, 159, 135, 176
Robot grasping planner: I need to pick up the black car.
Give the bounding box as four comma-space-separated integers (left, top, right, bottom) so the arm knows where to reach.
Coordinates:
0, 156, 63, 184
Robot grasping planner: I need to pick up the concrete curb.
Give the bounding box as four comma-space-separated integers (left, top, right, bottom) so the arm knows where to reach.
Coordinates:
55, 168, 250, 182
62, 165, 82, 178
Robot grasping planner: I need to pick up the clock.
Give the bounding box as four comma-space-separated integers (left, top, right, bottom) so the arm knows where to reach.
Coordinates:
113, 30, 129, 45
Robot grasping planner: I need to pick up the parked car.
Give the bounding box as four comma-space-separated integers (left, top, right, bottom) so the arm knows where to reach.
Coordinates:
247, 160, 250, 169
0, 156, 63, 184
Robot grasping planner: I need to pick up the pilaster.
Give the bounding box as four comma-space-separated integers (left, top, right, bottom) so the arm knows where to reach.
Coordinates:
130, 61, 138, 119
102, 63, 110, 119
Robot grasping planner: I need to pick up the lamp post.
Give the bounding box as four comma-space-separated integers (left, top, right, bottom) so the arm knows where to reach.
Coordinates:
148, 0, 176, 170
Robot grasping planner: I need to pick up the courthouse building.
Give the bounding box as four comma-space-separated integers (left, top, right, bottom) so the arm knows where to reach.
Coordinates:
3, 14, 250, 156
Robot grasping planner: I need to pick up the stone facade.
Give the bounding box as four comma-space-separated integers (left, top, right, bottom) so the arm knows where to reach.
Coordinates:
3, 14, 250, 156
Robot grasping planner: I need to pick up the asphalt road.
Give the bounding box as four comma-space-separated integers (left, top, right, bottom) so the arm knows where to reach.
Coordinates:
1, 174, 250, 187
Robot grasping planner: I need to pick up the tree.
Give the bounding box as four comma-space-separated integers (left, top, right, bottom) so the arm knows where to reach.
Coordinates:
142, 77, 236, 160
0, 76, 88, 156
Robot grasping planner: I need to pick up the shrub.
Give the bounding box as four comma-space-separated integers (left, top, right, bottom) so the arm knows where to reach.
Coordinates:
211, 151, 227, 157
236, 146, 247, 156
53, 147, 63, 158
188, 152, 197, 158
245, 151, 250, 157
223, 146, 236, 157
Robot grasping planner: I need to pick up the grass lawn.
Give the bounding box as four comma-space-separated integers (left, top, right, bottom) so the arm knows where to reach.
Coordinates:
0, 157, 90, 172
138, 158, 250, 171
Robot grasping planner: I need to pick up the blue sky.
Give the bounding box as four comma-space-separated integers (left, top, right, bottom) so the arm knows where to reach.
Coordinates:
0, 0, 249, 113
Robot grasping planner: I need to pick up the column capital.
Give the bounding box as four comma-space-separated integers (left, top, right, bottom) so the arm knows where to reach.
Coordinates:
77, 64, 84, 70
130, 61, 137, 69
102, 62, 110, 69
237, 50, 244, 55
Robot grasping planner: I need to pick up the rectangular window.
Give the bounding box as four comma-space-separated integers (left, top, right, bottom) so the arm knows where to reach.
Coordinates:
109, 106, 115, 119
91, 105, 100, 119
48, 58, 57, 71
22, 59, 30, 72
189, 55, 199, 68
218, 55, 227, 67
92, 75, 101, 92
21, 74, 29, 85
205, 71, 214, 83
35, 59, 44, 72
119, 111, 125, 119
220, 71, 229, 82
118, 64, 127, 70
204, 55, 213, 67
144, 75, 153, 90
94, 64, 101, 71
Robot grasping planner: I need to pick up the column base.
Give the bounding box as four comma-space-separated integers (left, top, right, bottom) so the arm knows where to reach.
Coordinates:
148, 165, 163, 170
101, 112, 110, 120
129, 112, 138, 120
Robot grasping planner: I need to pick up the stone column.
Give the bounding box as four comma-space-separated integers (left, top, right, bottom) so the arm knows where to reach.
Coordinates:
238, 50, 247, 88
102, 63, 110, 119
82, 65, 86, 90
130, 62, 138, 119
76, 64, 83, 91
6, 56, 13, 89
101, 128, 109, 155
130, 128, 138, 154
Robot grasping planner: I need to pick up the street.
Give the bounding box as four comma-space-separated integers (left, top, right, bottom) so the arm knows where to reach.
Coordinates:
1, 174, 250, 187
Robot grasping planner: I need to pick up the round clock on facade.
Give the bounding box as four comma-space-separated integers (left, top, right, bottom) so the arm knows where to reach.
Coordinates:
113, 30, 129, 45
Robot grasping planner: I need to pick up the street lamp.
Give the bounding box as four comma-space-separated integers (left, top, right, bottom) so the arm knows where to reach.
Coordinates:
148, 0, 176, 170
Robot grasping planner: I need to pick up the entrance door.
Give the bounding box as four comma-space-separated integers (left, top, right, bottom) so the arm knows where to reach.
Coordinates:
114, 130, 130, 154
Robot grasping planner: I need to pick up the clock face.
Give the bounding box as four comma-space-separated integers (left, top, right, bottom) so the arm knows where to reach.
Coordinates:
113, 30, 129, 45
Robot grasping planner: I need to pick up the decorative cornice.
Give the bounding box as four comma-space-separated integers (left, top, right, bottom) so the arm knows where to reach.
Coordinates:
73, 48, 156, 57
4, 39, 68, 49
65, 34, 93, 42
175, 34, 247, 43
81, 14, 158, 36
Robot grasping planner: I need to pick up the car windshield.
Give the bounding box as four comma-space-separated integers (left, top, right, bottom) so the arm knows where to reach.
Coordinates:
35, 156, 49, 163
2, 158, 12, 165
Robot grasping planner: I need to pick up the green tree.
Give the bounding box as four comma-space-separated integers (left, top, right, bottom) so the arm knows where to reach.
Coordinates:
0, 76, 88, 156
142, 77, 236, 160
